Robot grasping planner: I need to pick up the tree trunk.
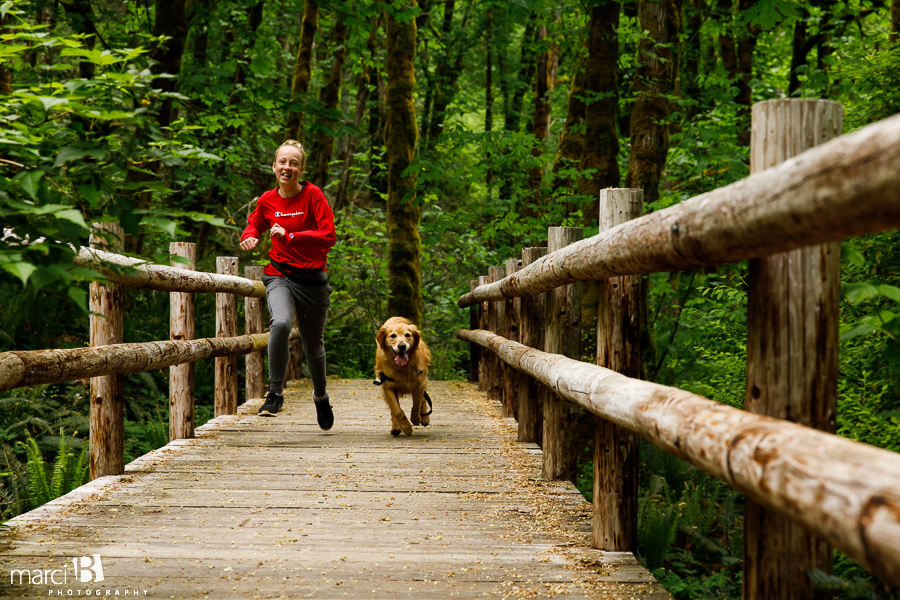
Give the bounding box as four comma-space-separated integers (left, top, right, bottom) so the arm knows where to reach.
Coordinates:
0, 15, 10, 93
425, 0, 474, 150
309, 18, 349, 190
368, 24, 387, 202
232, 0, 265, 90
682, 0, 705, 119
336, 18, 381, 210
735, 0, 760, 145
503, 16, 536, 133
150, 0, 189, 128
59, 0, 99, 79
717, 0, 737, 81
385, 3, 423, 325
525, 25, 550, 218
286, 0, 319, 140
485, 8, 494, 189
788, 6, 810, 97
579, 1, 621, 222
624, 0, 682, 205
551, 66, 585, 207
892, 0, 899, 43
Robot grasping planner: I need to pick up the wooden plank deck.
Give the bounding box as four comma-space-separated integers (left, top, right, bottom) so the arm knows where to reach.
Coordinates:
0, 379, 670, 599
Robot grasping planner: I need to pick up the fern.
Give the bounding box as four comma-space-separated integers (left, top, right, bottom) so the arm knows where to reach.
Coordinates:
49, 432, 70, 500
0, 442, 28, 521
19, 437, 50, 507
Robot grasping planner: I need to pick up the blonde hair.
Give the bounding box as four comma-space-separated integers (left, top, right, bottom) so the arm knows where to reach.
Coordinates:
274, 139, 307, 170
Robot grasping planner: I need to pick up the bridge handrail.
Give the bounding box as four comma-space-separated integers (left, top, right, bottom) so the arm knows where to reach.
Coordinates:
457, 328, 900, 588
74, 246, 267, 298
0, 329, 297, 394
456, 101, 900, 594
458, 111, 900, 308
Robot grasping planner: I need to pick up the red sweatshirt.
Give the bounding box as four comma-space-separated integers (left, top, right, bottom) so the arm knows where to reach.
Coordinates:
240, 184, 336, 275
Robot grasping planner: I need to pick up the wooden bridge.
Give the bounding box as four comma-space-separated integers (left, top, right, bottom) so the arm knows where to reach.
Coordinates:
2, 99, 900, 599
0, 379, 667, 599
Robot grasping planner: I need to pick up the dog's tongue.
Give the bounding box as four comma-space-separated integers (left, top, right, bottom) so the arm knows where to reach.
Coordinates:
395, 354, 409, 367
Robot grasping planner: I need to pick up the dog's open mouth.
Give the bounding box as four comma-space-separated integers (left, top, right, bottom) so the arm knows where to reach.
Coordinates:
394, 349, 409, 367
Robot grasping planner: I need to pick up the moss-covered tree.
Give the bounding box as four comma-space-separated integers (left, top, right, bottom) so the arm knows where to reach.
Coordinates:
625, 0, 682, 205
579, 0, 620, 222
286, 0, 319, 140
309, 16, 349, 190
525, 24, 550, 218
384, 2, 422, 325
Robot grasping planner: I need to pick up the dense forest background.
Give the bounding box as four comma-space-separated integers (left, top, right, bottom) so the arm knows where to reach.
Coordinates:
2, 0, 900, 597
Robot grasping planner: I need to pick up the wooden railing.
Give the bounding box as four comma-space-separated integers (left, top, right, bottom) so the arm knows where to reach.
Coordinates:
0, 228, 292, 480
456, 101, 900, 597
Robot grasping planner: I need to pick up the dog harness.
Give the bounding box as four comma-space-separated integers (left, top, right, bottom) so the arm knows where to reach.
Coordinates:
373, 372, 433, 416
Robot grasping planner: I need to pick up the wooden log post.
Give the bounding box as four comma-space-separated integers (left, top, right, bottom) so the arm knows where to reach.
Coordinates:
593, 189, 643, 551
169, 242, 196, 441
502, 259, 522, 419
89, 223, 125, 480
469, 279, 480, 383
487, 266, 506, 403
518, 247, 547, 444
286, 311, 304, 382
477, 275, 489, 391
215, 257, 239, 416
244, 265, 266, 401
542, 227, 583, 482
744, 99, 843, 600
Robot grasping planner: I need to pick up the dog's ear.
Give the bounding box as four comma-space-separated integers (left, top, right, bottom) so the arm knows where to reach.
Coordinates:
376, 327, 390, 353
410, 328, 420, 352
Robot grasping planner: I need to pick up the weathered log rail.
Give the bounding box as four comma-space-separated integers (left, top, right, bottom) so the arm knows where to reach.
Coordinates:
458, 110, 900, 308
456, 329, 900, 588
1, 237, 278, 480
74, 246, 267, 298
0, 330, 297, 393
457, 100, 900, 598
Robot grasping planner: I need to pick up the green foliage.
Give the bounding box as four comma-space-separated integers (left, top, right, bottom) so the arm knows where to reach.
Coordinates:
16, 431, 88, 510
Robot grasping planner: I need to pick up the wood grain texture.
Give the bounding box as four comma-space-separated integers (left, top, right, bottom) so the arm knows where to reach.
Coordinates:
542, 228, 583, 483
456, 329, 900, 589
75, 246, 266, 298
477, 275, 489, 392
286, 311, 304, 382
169, 242, 196, 441
487, 266, 505, 403
501, 259, 521, 419
0, 380, 670, 600
744, 98, 842, 600
469, 279, 481, 383
215, 257, 239, 416
244, 265, 266, 401
518, 248, 547, 446
594, 189, 642, 552
0, 332, 298, 393
90, 223, 125, 480
457, 111, 900, 308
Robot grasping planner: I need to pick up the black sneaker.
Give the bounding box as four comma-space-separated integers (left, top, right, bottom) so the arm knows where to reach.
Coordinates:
258, 391, 284, 417
314, 394, 333, 430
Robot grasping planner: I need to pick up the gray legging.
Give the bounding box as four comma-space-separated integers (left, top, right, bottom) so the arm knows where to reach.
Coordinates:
262, 274, 331, 397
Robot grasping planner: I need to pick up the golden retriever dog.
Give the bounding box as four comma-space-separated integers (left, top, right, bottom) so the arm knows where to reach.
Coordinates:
374, 317, 432, 436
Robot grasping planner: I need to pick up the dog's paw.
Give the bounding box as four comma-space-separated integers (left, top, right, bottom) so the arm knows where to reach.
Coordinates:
420, 414, 430, 427
400, 418, 413, 437
411, 413, 421, 426
391, 428, 401, 437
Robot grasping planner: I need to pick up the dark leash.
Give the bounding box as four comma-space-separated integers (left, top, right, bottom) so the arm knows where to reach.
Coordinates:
373, 371, 433, 416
